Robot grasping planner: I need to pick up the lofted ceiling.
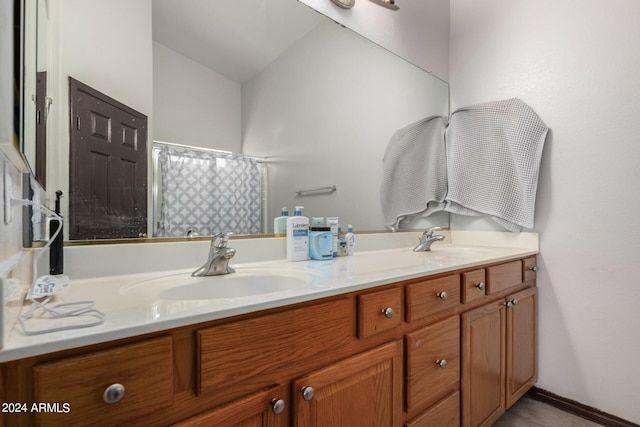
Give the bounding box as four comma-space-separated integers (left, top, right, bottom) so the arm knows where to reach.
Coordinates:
152, 0, 324, 84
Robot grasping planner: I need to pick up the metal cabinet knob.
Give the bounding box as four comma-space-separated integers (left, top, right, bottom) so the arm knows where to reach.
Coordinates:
301, 386, 315, 402
436, 291, 448, 301
138, 232, 147, 238
530, 266, 538, 272
436, 359, 448, 369
504, 299, 518, 308
103, 383, 125, 404
475, 282, 485, 290
381, 307, 394, 319
271, 398, 286, 415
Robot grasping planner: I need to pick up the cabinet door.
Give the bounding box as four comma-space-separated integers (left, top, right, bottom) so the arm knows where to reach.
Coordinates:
293, 341, 402, 427
461, 301, 506, 427
172, 384, 289, 427
506, 287, 537, 408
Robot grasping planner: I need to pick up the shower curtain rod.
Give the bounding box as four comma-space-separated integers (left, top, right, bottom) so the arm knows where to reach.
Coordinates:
153, 140, 268, 162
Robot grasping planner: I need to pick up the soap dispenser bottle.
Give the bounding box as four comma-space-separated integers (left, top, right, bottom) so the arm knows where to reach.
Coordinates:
286, 206, 309, 261
273, 207, 288, 237
345, 224, 355, 256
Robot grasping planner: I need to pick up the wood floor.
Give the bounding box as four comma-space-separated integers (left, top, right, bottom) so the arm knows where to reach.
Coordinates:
494, 397, 605, 426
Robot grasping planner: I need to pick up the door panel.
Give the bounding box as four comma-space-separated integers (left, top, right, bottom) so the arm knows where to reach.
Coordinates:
506, 287, 537, 407
171, 384, 289, 427
461, 301, 506, 427
293, 341, 402, 427
69, 77, 147, 239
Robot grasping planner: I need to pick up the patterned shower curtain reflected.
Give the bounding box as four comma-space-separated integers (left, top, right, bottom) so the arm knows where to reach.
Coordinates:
156, 146, 261, 237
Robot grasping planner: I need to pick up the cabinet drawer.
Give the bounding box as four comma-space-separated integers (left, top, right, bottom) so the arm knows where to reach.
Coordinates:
523, 256, 537, 282
358, 287, 402, 338
405, 391, 460, 427
405, 316, 460, 412
198, 298, 353, 396
486, 261, 522, 295
406, 275, 460, 322
462, 269, 486, 304
33, 336, 173, 426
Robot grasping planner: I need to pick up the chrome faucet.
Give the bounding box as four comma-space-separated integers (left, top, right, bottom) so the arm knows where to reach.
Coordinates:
192, 232, 236, 276
413, 227, 445, 252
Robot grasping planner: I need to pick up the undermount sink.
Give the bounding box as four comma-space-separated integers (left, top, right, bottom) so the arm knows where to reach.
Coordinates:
122, 267, 320, 300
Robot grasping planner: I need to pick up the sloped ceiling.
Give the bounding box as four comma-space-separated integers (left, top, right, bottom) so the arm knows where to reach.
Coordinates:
152, 0, 324, 84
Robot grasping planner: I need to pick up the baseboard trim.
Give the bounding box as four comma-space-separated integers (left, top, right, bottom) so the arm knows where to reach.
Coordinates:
525, 387, 639, 427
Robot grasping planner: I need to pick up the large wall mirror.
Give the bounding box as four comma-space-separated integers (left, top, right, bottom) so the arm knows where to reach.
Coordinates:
14, 0, 47, 189
29, 0, 450, 242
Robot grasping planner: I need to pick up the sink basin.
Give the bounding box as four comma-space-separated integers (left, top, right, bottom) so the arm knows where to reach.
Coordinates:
122, 267, 320, 300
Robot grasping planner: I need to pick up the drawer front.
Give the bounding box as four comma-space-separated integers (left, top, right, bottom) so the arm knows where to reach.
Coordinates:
486, 261, 522, 295
406, 275, 460, 322
405, 316, 460, 412
358, 287, 402, 338
198, 298, 353, 396
33, 336, 173, 426
462, 269, 486, 304
405, 391, 460, 427
523, 256, 537, 282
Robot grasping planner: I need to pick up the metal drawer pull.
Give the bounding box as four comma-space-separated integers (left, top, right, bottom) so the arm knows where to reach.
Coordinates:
271, 398, 286, 415
436, 291, 448, 301
103, 383, 125, 404
529, 266, 538, 272
301, 386, 315, 402
436, 359, 448, 369
381, 307, 394, 319
475, 282, 485, 290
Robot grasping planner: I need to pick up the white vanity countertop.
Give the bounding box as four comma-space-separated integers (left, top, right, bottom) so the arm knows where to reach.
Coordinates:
0, 231, 538, 362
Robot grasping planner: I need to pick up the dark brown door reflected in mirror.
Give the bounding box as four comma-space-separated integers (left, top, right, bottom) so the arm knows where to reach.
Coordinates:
68, 77, 148, 240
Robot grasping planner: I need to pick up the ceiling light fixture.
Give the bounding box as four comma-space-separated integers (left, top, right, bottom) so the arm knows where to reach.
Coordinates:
369, 0, 399, 11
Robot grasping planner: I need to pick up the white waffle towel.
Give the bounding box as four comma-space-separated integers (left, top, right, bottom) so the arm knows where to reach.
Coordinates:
444, 98, 549, 231
380, 116, 447, 228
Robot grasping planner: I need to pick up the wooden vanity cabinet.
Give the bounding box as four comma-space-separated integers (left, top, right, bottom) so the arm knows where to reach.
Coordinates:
0, 255, 537, 427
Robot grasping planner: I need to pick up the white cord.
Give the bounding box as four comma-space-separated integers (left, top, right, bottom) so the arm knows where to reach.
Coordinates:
17, 297, 105, 335
11, 197, 106, 335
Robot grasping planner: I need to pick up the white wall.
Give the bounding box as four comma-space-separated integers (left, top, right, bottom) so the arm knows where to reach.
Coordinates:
47, 0, 153, 231
449, 0, 640, 423
242, 21, 449, 231
153, 42, 241, 152
300, 0, 450, 81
